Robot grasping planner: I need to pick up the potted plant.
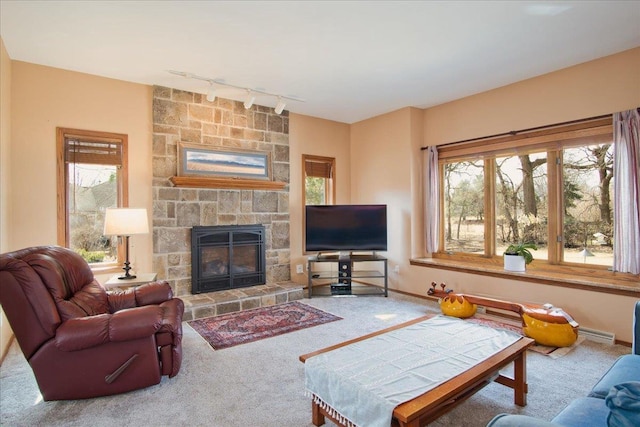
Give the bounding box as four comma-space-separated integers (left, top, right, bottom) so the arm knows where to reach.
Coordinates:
504, 243, 537, 272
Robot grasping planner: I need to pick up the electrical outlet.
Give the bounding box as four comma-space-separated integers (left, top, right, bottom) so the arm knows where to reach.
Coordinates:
296, 264, 304, 274
394, 265, 400, 274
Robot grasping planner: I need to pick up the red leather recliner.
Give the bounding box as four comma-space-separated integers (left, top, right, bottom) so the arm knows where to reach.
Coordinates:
0, 245, 184, 401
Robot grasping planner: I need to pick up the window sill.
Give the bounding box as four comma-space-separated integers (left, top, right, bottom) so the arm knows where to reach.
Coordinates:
410, 257, 640, 297
90, 265, 121, 276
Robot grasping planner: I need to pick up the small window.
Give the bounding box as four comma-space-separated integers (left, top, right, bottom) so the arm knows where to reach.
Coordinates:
303, 155, 335, 205
57, 128, 129, 269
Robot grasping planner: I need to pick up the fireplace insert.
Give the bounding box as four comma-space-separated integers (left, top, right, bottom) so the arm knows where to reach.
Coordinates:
191, 224, 266, 294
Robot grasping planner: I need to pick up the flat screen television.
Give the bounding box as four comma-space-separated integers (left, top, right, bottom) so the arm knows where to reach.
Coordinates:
305, 204, 387, 252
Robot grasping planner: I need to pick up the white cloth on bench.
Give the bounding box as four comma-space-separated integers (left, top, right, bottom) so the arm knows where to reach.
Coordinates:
304, 315, 522, 427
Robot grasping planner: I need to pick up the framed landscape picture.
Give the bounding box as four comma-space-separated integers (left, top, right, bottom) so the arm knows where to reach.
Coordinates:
177, 143, 271, 180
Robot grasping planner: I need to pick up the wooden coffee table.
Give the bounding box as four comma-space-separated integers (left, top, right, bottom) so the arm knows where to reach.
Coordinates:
299, 315, 535, 427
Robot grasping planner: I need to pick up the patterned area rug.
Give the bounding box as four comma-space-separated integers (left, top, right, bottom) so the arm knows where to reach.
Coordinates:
188, 301, 342, 350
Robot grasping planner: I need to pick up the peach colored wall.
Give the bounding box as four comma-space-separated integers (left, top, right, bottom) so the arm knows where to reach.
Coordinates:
288, 113, 351, 285
9, 61, 154, 281
424, 47, 640, 146
350, 107, 423, 291
1, 38, 13, 361
414, 48, 640, 342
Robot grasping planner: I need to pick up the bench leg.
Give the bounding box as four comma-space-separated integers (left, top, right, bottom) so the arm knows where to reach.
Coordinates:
312, 400, 325, 426
513, 350, 527, 406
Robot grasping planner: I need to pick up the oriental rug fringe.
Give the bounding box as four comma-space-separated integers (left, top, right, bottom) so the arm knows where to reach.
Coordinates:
188, 301, 342, 350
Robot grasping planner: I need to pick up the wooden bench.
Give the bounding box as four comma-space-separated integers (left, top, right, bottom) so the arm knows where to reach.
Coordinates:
299, 315, 535, 427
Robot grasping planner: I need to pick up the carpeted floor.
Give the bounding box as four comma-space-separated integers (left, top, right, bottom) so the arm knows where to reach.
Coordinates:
0, 292, 631, 427
188, 301, 342, 350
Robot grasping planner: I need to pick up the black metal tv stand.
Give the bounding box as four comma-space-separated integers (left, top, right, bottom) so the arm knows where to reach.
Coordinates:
307, 252, 388, 298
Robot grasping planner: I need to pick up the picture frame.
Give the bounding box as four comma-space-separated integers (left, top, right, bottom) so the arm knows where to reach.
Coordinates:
177, 143, 271, 180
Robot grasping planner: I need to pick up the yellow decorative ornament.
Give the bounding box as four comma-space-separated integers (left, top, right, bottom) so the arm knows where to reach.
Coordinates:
439, 294, 477, 318
522, 312, 578, 348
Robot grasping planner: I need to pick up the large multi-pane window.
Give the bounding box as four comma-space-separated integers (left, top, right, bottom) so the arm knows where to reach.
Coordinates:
437, 116, 614, 269
57, 128, 128, 268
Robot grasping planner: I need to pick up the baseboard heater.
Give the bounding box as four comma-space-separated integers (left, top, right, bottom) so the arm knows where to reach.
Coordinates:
578, 327, 615, 345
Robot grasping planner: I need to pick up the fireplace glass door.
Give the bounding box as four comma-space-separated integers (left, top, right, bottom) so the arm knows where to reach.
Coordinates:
192, 225, 266, 293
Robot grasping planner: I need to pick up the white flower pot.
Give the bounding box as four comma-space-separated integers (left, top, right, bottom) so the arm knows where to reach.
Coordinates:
504, 254, 526, 272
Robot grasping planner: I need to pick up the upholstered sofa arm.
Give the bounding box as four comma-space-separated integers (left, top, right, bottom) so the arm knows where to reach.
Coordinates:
107, 281, 174, 312
633, 301, 639, 355
486, 414, 560, 427
55, 305, 164, 351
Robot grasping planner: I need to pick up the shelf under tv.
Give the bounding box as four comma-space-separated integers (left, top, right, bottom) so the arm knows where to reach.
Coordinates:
307, 254, 388, 298
308, 283, 388, 298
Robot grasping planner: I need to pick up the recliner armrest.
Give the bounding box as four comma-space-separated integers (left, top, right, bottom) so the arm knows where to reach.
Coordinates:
135, 281, 174, 306
106, 281, 174, 312
54, 306, 163, 351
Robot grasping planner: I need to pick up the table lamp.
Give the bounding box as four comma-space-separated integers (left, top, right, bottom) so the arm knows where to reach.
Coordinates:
103, 208, 149, 280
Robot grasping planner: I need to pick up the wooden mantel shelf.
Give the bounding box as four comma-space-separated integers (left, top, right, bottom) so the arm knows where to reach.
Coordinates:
169, 176, 287, 190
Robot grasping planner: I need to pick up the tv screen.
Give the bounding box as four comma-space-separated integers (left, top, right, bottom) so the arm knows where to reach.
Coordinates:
305, 204, 387, 252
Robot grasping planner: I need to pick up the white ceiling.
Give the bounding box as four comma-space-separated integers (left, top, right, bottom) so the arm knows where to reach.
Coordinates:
1, 1, 639, 124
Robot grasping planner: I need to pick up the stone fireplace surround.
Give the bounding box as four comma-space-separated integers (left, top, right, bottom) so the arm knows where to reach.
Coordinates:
151, 86, 302, 321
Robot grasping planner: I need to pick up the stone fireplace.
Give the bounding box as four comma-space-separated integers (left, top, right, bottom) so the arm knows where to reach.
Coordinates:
151, 86, 300, 319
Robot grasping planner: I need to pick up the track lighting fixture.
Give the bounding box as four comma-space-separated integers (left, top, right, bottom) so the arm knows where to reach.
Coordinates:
206, 83, 216, 102
274, 97, 286, 115
168, 70, 304, 114
243, 91, 255, 109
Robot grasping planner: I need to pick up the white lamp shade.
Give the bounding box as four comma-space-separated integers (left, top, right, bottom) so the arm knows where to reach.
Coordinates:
103, 208, 149, 236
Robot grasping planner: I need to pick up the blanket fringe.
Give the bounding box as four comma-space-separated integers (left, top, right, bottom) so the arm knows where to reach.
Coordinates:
305, 390, 358, 427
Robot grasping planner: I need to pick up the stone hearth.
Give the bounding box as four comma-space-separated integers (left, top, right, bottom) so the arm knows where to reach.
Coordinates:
180, 282, 304, 321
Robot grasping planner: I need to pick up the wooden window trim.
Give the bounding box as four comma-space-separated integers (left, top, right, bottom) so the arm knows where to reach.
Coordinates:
56, 127, 129, 272
438, 117, 612, 161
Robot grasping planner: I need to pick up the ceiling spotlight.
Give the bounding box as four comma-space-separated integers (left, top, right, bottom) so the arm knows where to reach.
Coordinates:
274, 97, 286, 115
206, 83, 216, 102
244, 91, 255, 109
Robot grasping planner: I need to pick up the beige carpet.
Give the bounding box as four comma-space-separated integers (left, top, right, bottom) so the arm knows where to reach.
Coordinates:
0, 292, 631, 427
